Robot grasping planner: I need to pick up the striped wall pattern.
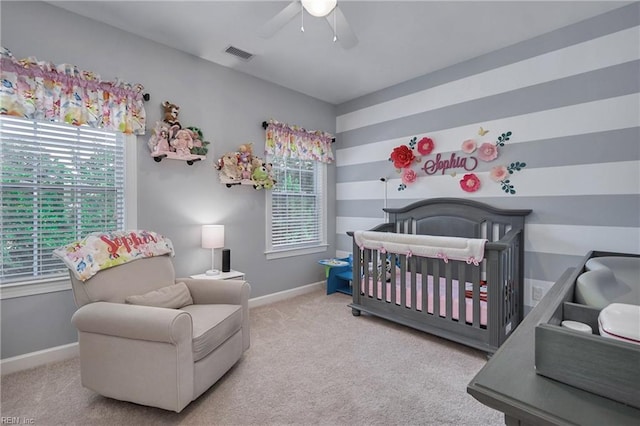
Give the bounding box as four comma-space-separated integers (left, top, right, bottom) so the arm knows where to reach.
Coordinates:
334, 4, 640, 309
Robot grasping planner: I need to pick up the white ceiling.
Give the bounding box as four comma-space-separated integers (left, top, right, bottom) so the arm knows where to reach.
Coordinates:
47, 1, 629, 105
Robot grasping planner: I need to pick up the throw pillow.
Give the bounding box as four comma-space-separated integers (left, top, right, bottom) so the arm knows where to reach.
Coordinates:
125, 282, 193, 308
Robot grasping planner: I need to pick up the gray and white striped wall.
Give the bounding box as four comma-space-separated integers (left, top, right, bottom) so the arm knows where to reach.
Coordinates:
334, 3, 640, 310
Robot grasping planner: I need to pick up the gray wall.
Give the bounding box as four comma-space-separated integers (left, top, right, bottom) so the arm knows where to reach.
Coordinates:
0, 1, 335, 359
334, 3, 640, 309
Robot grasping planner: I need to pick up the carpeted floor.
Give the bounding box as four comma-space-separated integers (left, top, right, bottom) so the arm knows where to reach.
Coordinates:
1, 290, 502, 425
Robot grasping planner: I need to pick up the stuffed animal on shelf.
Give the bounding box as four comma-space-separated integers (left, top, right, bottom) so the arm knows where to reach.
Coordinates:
170, 129, 193, 157
220, 153, 241, 181
216, 143, 275, 188
237, 143, 253, 172
162, 101, 180, 127
187, 126, 209, 156
251, 164, 275, 190
147, 121, 171, 154
241, 162, 252, 180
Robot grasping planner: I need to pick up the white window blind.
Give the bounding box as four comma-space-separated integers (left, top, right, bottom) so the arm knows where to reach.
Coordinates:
0, 116, 125, 284
267, 156, 326, 252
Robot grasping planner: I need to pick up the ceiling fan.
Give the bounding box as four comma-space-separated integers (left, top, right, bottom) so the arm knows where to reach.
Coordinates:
259, 0, 358, 49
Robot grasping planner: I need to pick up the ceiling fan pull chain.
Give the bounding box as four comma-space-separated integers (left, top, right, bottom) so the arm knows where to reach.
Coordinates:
333, 8, 337, 42
300, 2, 305, 32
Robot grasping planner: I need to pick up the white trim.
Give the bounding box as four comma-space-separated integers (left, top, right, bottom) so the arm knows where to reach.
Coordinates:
1, 342, 78, 376
0, 131, 137, 299
249, 281, 324, 309
265, 159, 328, 257
125, 134, 138, 229
265, 244, 328, 260
0, 277, 72, 299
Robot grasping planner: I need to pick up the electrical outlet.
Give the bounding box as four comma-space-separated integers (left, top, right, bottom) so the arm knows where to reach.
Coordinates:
532, 286, 544, 301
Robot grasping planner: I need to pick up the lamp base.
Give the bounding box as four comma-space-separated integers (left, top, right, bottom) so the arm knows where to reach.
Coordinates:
205, 269, 220, 276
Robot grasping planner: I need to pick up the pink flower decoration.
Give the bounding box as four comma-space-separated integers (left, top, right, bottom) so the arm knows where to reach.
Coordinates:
477, 142, 498, 162
489, 165, 509, 182
417, 137, 434, 155
390, 145, 415, 169
460, 173, 481, 193
461, 139, 477, 154
402, 168, 418, 185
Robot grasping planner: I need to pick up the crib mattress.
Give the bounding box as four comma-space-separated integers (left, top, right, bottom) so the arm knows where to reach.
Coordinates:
363, 272, 488, 325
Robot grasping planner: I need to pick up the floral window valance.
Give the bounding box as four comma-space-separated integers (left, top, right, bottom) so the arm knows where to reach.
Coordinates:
265, 119, 334, 164
0, 47, 146, 135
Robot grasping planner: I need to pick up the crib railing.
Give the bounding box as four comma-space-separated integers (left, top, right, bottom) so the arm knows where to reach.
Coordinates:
349, 227, 524, 353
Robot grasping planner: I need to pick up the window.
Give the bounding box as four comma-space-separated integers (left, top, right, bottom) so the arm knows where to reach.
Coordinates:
0, 116, 128, 288
266, 156, 327, 258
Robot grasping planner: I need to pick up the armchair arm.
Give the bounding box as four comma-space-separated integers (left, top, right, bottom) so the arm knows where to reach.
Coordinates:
180, 278, 251, 306
180, 278, 251, 351
71, 301, 192, 344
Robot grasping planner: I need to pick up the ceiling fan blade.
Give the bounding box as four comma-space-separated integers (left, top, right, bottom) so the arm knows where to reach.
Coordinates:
326, 6, 358, 49
258, 1, 301, 38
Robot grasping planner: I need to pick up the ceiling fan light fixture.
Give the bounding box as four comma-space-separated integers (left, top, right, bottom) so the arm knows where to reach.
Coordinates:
301, 0, 337, 17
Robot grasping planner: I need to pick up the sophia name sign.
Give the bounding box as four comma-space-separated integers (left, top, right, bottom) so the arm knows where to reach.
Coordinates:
422, 152, 478, 176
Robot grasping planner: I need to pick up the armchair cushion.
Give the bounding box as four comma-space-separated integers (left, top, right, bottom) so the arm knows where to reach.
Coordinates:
179, 304, 242, 362
125, 282, 193, 309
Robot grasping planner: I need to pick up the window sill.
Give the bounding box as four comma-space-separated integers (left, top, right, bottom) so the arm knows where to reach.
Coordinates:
265, 244, 328, 260
0, 277, 72, 300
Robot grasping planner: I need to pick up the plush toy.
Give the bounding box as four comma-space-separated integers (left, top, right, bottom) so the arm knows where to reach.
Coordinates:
147, 121, 171, 154
187, 126, 209, 156
251, 165, 269, 188
377, 257, 393, 282
251, 156, 263, 172
170, 129, 193, 157
238, 142, 253, 159
241, 163, 252, 180
162, 101, 180, 127
220, 153, 240, 180
251, 164, 276, 189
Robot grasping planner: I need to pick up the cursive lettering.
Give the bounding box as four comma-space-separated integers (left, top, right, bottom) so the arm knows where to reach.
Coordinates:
100, 232, 158, 255
422, 153, 478, 175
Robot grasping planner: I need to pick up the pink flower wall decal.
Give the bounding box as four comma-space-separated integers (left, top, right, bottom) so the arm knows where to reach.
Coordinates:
477, 142, 498, 162
417, 137, 434, 155
489, 165, 509, 182
402, 168, 417, 185
460, 173, 481, 193
461, 139, 477, 154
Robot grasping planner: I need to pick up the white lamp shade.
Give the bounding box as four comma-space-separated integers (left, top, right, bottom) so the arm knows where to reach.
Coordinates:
201, 225, 225, 249
301, 0, 337, 17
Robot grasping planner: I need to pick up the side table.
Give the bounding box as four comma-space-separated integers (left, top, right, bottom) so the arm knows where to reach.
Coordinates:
189, 270, 245, 280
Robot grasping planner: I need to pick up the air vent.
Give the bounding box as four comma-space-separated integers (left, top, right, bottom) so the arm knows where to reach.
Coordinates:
224, 45, 254, 61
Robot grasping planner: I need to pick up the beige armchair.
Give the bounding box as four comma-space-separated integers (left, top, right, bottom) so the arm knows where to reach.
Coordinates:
67, 255, 250, 412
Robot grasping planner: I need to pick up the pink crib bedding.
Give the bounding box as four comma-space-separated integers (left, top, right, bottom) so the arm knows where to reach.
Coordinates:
363, 272, 487, 326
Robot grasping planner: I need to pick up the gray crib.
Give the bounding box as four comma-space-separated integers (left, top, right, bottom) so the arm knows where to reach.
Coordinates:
349, 198, 531, 354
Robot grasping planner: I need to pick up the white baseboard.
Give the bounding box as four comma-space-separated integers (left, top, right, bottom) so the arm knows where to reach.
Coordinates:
249, 281, 324, 309
1, 342, 79, 376
1, 282, 326, 375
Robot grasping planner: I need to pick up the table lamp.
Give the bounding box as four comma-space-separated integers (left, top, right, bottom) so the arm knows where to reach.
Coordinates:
201, 225, 225, 276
